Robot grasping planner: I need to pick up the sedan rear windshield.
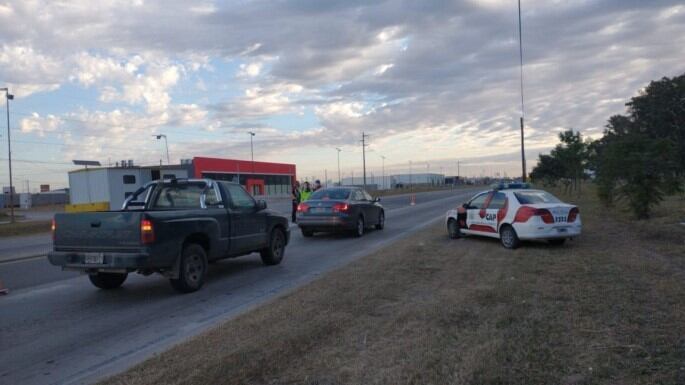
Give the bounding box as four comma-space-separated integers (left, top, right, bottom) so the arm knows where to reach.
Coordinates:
514, 190, 562, 204
310, 188, 350, 200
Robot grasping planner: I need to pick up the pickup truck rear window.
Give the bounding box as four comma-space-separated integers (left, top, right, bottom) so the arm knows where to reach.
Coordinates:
151, 184, 205, 209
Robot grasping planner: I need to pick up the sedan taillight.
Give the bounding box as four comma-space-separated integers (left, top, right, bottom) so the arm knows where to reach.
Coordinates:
332, 203, 349, 213
297, 203, 310, 213
51, 218, 56, 241
568, 207, 579, 222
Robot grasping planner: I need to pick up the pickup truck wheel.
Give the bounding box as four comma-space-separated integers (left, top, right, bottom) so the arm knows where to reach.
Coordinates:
261, 228, 286, 266
170, 244, 207, 293
89, 272, 127, 290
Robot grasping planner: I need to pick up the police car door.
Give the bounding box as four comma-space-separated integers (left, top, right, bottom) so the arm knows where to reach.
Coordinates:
481, 191, 506, 234
465, 192, 491, 232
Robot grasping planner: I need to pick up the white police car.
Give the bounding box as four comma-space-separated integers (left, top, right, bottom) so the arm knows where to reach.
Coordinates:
445, 183, 581, 249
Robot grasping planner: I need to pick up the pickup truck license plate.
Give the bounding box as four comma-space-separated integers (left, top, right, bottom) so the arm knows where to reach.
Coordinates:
84, 253, 104, 264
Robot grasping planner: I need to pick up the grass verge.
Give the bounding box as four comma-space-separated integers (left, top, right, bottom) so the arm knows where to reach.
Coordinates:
0, 220, 51, 237
100, 189, 685, 385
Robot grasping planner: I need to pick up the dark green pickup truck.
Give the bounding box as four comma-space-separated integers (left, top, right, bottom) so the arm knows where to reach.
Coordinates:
48, 179, 290, 293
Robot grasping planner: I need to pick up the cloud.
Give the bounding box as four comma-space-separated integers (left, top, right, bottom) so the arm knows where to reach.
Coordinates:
19, 113, 62, 136
2, 0, 685, 182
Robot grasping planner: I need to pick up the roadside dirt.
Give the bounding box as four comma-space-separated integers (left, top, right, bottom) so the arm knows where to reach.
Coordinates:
100, 190, 685, 385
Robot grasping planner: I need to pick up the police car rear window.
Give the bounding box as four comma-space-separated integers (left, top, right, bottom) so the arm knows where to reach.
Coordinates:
514, 191, 562, 204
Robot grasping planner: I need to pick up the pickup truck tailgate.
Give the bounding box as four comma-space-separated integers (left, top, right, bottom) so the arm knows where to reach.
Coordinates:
54, 212, 144, 251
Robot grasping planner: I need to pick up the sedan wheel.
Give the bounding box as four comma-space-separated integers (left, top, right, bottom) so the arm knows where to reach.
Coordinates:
354, 216, 365, 237
375, 211, 385, 230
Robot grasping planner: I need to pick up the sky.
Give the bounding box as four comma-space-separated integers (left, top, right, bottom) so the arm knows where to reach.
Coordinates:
1, 0, 684, 190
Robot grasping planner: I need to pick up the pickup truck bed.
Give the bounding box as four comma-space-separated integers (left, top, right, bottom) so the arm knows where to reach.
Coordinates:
49, 179, 290, 293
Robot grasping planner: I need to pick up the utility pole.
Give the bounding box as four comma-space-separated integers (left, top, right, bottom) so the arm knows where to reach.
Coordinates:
380, 155, 386, 190
248, 132, 256, 174
335, 147, 342, 185
409, 160, 413, 190
1, 88, 15, 223
360, 132, 369, 189
518, 0, 527, 182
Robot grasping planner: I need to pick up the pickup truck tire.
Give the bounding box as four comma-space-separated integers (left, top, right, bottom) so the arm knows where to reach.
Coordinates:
89, 272, 128, 290
261, 228, 286, 265
170, 243, 207, 293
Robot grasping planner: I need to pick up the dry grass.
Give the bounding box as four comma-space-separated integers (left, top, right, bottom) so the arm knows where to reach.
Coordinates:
0, 220, 51, 237
101, 189, 685, 385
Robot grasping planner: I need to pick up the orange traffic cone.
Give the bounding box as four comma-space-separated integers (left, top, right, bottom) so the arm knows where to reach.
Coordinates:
0, 279, 8, 295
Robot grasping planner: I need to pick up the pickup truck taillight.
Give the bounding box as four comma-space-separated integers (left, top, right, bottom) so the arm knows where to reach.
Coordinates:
51, 218, 56, 241
140, 219, 155, 244
514, 206, 554, 224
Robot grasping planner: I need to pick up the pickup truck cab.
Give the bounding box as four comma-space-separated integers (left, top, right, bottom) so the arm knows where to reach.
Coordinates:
49, 178, 290, 293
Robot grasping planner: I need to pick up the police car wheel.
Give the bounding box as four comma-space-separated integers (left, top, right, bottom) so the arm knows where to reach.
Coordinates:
499, 225, 520, 249
447, 219, 461, 239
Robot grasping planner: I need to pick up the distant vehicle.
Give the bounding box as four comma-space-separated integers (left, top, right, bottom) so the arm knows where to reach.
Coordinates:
49, 179, 290, 293
445, 183, 581, 248
296, 187, 385, 237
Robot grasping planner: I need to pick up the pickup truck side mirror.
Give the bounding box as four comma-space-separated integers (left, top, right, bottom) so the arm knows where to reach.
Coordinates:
256, 200, 267, 211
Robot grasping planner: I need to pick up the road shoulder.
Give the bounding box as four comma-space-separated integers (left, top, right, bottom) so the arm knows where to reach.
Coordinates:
99, 190, 685, 385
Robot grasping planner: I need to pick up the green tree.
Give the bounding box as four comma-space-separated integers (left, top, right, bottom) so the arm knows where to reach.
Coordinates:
530, 129, 587, 194
593, 75, 683, 219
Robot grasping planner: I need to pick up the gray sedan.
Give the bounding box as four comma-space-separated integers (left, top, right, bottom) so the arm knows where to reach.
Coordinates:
296, 187, 385, 237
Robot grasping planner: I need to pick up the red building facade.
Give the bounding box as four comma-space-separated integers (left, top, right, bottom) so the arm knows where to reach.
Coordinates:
192, 157, 296, 196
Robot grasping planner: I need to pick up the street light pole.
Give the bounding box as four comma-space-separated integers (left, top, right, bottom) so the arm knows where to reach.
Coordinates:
248, 131, 256, 174
1, 88, 15, 223
153, 134, 170, 165
335, 147, 342, 186
380, 155, 386, 190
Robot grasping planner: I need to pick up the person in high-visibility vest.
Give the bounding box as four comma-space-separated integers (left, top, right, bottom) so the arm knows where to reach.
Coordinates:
300, 181, 313, 201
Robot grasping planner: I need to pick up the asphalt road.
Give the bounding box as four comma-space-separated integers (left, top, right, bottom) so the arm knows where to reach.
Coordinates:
0, 188, 479, 385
